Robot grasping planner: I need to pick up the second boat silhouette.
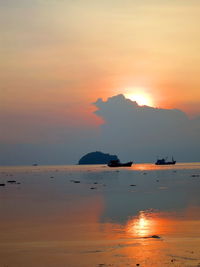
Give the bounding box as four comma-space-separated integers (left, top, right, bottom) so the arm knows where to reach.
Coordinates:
155, 157, 176, 165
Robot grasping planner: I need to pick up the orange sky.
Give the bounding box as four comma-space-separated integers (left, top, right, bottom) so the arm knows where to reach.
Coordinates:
1, 0, 200, 143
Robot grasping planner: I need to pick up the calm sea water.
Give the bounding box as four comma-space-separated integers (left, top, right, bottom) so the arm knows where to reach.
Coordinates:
0, 163, 200, 266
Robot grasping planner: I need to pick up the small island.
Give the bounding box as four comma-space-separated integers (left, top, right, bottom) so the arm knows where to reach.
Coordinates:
78, 151, 119, 165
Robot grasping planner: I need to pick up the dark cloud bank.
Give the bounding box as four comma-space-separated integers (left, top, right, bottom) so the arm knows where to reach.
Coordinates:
94, 94, 200, 163
0, 94, 199, 165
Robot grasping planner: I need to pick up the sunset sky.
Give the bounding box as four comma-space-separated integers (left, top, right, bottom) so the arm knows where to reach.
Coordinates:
1, 0, 200, 164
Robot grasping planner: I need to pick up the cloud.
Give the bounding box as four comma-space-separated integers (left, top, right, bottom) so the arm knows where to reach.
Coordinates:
94, 94, 200, 162
0, 94, 199, 165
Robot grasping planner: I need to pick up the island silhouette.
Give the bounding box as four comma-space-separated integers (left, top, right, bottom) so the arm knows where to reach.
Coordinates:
78, 151, 119, 165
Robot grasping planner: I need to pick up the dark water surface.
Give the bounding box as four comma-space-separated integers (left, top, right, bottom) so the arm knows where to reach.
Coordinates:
0, 163, 200, 266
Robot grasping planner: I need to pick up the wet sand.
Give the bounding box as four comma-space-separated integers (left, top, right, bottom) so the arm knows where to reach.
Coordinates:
0, 163, 200, 267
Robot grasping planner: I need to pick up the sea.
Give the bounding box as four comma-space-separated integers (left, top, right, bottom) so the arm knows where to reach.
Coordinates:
0, 162, 200, 267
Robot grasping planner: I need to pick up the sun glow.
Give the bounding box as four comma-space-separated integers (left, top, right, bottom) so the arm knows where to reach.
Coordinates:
125, 88, 154, 107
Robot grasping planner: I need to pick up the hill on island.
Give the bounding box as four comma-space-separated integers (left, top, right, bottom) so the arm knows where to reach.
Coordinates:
78, 151, 119, 165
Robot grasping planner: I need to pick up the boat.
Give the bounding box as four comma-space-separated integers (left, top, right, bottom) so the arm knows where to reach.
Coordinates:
108, 160, 133, 167
155, 157, 176, 165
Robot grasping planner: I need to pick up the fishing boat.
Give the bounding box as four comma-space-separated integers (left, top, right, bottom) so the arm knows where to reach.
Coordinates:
155, 157, 176, 165
108, 160, 133, 167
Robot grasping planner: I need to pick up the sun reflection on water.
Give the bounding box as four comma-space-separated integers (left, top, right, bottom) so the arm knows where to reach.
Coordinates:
127, 211, 156, 237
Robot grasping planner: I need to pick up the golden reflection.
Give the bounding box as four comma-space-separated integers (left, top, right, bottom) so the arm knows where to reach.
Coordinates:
127, 211, 155, 237
132, 163, 180, 171
132, 162, 200, 171
121, 208, 200, 266
125, 210, 179, 238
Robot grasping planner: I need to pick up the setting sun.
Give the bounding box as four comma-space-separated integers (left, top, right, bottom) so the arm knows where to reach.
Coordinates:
124, 88, 154, 107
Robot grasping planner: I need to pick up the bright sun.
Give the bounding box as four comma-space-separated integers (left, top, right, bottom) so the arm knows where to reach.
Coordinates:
125, 88, 154, 107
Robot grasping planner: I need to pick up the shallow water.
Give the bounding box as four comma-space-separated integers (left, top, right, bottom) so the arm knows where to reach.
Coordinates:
0, 163, 200, 266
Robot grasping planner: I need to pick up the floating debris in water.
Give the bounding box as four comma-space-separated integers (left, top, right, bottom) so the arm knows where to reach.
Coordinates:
7, 180, 17, 184
144, 235, 161, 239
97, 264, 113, 267
130, 184, 136, 187
0, 183, 5, 186
70, 180, 80, 183
151, 235, 160, 238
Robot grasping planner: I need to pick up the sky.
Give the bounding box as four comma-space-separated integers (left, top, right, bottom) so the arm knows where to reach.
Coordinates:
0, 0, 200, 165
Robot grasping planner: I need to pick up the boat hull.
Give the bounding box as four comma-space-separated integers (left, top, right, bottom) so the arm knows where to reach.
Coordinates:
108, 161, 133, 167
155, 161, 176, 165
